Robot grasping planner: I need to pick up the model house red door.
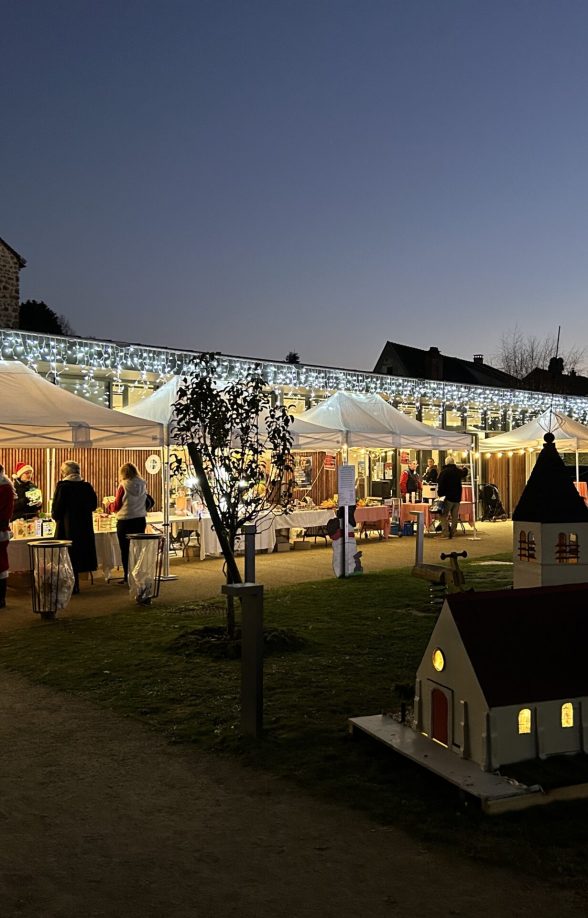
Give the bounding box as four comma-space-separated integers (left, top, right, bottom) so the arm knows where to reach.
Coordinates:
431, 688, 448, 745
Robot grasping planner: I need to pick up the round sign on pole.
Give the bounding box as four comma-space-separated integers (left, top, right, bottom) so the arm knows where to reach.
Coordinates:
145, 454, 162, 476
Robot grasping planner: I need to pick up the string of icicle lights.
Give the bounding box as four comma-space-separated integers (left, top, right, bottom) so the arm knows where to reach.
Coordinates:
2, 328, 588, 427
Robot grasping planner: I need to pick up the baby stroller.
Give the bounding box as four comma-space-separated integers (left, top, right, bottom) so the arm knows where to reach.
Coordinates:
479, 483, 508, 521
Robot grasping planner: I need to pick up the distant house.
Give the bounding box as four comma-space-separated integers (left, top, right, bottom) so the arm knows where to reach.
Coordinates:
0, 236, 26, 330
523, 358, 588, 397
373, 342, 518, 389
512, 431, 588, 589
415, 584, 588, 770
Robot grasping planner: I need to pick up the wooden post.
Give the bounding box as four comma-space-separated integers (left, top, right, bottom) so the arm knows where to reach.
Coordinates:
243, 524, 256, 583
223, 583, 264, 738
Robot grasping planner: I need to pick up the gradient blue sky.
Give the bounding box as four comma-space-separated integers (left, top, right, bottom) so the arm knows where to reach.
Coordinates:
3, 0, 588, 371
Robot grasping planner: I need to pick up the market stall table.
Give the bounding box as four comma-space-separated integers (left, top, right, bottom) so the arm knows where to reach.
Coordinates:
355, 505, 391, 539
8, 531, 122, 580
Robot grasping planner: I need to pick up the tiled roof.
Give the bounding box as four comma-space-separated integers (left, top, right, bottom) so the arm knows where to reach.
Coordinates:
373, 341, 519, 388
446, 584, 588, 706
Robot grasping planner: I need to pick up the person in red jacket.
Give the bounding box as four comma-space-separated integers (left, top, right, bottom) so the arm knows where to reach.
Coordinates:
0, 464, 16, 608
399, 461, 422, 502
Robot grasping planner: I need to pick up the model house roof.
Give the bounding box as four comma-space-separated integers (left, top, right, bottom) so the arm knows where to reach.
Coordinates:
373, 342, 519, 389
446, 584, 588, 706
512, 432, 588, 522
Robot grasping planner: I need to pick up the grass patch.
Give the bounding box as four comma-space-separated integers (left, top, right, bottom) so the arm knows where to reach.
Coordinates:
1, 556, 586, 886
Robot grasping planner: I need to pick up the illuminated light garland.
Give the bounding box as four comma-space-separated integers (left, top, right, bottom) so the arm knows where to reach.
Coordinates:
2, 328, 588, 425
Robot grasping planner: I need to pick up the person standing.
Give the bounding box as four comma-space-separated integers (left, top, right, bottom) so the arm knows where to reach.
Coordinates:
52, 460, 98, 593
109, 463, 148, 584
0, 464, 16, 608
436, 456, 468, 539
423, 458, 439, 484
12, 462, 43, 520
400, 461, 422, 501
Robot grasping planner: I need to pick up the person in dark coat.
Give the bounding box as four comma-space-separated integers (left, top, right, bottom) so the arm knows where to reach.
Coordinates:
423, 458, 439, 484
52, 460, 98, 593
436, 456, 468, 539
11, 462, 42, 520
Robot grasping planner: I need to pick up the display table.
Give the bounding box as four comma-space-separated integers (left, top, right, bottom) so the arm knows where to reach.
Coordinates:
8, 531, 122, 580
400, 503, 434, 530
354, 505, 391, 538
272, 509, 336, 530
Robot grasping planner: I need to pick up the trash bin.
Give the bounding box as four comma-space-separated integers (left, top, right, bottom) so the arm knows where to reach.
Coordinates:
28, 539, 75, 620
127, 533, 165, 605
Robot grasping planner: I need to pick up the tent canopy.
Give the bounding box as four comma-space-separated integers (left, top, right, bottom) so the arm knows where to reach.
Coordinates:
0, 361, 164, 448
482, 409, 588, 453
290, 392, 472, 450
124, 383, 471, 450
123, 376, 341, 448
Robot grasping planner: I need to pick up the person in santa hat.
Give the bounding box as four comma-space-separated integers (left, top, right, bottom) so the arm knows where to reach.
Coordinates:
11, 462, 43, 521
0, 464, 16, 608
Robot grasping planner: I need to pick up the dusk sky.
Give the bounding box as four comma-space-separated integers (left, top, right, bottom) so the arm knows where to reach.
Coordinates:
3, 0, 588, 372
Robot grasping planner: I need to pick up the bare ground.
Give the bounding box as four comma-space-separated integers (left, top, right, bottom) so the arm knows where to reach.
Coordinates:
0, 670, 586, 918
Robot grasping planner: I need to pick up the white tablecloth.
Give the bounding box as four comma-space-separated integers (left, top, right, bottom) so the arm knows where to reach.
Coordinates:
8, 532, 122, 580
197, 516, 276, 560
272, 509, 336, 530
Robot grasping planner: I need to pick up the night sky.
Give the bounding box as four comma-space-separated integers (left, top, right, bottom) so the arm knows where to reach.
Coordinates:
3, 0, 588, 371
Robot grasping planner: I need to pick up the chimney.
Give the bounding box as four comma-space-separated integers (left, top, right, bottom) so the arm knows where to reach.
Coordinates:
426, 346, 443, 381
473, 354, 484, 365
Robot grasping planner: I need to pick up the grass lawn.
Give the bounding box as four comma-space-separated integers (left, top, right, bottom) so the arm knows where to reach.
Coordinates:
1, 555, 587, 886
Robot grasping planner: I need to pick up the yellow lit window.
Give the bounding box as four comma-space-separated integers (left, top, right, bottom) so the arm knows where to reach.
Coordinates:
432, 648, 445, 672
518, 708, 532, 734
561, 702, 574, 728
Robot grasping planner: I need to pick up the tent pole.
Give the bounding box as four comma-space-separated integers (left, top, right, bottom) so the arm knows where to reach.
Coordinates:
467, 438, 480, 541
576, 449, 580, 486
160, 426, 178, 581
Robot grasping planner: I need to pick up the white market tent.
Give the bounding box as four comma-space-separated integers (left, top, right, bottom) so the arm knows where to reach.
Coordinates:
482, 408, 588, 482
290, 392, 472, 450
0, 361, 164, 448
482, 409, 588, 453
121, 375, 340, 448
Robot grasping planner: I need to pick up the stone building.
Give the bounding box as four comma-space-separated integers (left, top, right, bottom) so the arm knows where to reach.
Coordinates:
0, 237, 26, 329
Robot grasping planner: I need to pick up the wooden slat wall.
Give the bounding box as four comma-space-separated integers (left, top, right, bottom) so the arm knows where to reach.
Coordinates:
290, 452, 339, 506
481, 453, 526, 515
0, 448, 163, 514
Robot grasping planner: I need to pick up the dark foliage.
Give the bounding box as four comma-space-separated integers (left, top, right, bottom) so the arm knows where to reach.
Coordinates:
19, 300, 74, 336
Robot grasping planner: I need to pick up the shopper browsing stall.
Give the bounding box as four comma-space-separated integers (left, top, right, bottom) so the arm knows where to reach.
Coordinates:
423, 458, 438, 484
436, 456, 468, 539
109, 463, 148, 584
12, 462, 42, 520
51, 460, 98, 593
0, 464, 16, 608
400, 461, 422, 501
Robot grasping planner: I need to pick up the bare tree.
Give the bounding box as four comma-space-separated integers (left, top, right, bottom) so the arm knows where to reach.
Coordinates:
495, 327, 585, 379
171, 354, 294, 635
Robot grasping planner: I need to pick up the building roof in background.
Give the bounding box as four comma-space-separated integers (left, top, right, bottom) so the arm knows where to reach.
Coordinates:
373, 341, 519, 389
523, 366, 588, 397
0, 237, 26, 268
446, 584, 588, 706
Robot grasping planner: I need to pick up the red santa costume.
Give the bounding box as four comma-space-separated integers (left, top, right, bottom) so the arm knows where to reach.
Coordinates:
0, 467, 16, 607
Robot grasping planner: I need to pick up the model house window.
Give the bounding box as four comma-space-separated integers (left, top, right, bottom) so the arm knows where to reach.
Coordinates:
518, 708, 532, 734
518, 531, 536, 560
561, 703, 574, 728
556, 532, 579, 564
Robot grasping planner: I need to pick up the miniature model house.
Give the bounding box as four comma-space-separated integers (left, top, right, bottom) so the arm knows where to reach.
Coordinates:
414, 584, 588, 770
512, 431, 588, 589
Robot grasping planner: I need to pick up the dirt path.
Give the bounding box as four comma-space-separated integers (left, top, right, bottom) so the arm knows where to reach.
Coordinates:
0, 670, 585, 918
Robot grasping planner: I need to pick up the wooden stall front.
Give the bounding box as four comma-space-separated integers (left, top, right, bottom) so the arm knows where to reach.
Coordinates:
0, 448, 163, 514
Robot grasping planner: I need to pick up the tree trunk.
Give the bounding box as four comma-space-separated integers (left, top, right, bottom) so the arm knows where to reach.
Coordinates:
186, 443, 241, 636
